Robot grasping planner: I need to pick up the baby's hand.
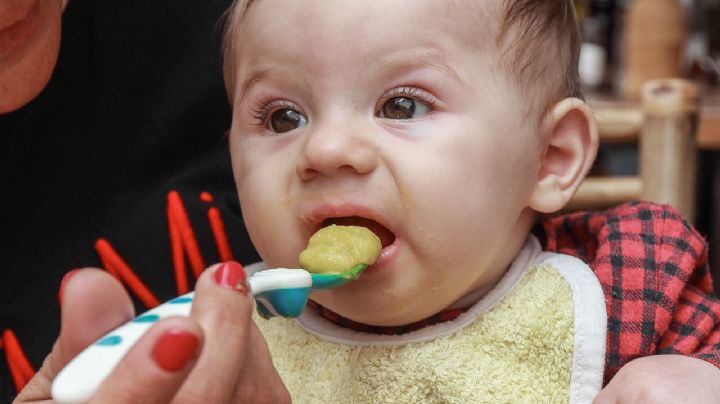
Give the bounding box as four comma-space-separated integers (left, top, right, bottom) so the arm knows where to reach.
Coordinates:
593, 355, 720, 404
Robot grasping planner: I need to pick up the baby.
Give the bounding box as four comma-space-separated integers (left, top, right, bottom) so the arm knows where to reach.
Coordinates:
222, 0, 720, 402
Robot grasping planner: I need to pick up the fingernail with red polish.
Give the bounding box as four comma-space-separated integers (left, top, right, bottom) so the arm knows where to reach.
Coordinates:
151, 329, 199, 372
213, 261, 248, 292
58, 269, 81, 305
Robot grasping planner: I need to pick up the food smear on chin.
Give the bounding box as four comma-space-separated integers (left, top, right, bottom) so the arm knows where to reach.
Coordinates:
299, 225, 381, 274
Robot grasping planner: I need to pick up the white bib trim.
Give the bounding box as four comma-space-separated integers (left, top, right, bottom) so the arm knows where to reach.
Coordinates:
536, 251, 607, 403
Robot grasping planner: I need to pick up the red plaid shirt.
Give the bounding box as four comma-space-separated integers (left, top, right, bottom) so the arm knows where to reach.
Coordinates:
541, 201, 720, 384
310, 202, 720, 385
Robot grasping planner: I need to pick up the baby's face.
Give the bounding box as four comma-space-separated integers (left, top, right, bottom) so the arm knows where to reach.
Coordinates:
229, 0, 543, 325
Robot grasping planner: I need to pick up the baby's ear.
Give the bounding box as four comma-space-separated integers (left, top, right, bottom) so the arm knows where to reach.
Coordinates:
529, 98, 598, 213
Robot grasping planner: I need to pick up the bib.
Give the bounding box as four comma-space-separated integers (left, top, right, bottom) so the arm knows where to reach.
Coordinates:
251, 237, 606, 403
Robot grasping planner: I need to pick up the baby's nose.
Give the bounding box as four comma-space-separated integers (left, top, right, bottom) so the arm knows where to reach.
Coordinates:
296, 122, 378, 180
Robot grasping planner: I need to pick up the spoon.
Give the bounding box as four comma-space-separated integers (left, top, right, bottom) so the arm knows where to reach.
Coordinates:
51, 263, 372, 403
52, 224, 379, 403
309, 263, 368, 290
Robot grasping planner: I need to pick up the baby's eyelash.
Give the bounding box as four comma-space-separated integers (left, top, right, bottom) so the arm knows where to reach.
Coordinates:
380, 86, 437, 106
249, 99, 298, 127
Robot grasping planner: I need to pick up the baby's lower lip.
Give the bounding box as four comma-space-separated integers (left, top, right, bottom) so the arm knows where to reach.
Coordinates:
364, 241, 400, 274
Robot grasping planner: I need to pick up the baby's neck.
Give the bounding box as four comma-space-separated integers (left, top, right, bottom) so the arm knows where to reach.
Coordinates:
307, 283, 492, 335
307, 300, 469, 335
447, 284, 495, 310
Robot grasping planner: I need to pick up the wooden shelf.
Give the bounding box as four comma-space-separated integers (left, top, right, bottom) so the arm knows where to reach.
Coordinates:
590, 88, 720, 151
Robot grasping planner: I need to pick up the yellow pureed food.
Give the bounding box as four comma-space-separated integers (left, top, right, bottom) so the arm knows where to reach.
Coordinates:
299, 225, 381, 274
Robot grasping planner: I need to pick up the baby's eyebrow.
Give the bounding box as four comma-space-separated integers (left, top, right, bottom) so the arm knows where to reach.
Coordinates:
234, 51, 465, 105
373, 50, 467, 87
417, 56, 465, 85
237, 67, 272, 104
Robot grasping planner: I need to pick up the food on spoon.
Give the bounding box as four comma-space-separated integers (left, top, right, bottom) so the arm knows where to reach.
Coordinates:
299, 225, 381, 275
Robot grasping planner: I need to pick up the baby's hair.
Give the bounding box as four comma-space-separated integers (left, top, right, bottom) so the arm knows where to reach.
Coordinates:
221, 0, 583, 117
499, 0, 584, 116
220, 0, 254, 102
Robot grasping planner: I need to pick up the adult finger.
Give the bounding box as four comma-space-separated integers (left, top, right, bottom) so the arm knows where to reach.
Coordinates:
57, 269, 136, 360
90, 317, 203, 404
175, 261, 256, 403
15, 268, 135, 402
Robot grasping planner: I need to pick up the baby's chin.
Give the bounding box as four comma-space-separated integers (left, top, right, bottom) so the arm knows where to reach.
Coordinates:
310, 291, 451, 327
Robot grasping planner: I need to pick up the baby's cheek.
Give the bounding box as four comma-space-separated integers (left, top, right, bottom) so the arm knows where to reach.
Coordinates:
228, 135, 261, 178
243, 203, 302, 267
236, 190, 273, 245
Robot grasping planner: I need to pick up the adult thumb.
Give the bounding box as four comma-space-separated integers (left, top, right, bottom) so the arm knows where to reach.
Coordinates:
15, 268, 134, 402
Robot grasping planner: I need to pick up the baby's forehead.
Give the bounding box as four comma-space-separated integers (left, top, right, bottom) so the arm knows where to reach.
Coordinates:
223, 0, 566, 119
231, 0, 505, 76
234, 0, 502, 48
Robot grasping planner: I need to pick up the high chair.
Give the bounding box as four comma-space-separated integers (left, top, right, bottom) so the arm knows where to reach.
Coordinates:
567, 79, 701, 222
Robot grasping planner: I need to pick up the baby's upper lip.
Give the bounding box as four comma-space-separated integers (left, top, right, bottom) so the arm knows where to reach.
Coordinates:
302, 202, 396, 238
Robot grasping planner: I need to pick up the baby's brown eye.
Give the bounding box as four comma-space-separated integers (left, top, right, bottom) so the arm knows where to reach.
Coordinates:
379, 97, 429, 120
270, 109, 308, 133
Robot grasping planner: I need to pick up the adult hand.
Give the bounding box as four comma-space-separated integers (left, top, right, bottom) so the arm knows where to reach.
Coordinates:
15, 263, 290, 403
593, 354, 720, 404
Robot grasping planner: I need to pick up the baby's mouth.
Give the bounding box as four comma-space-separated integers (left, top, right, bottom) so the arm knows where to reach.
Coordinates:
321, 216, 396, 249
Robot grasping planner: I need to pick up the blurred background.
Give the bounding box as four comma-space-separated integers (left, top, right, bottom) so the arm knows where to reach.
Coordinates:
573, 0, 720, 290
575, 0, 719, 96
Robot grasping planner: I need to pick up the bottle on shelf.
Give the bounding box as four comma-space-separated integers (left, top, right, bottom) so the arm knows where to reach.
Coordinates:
579, 0, 619, 91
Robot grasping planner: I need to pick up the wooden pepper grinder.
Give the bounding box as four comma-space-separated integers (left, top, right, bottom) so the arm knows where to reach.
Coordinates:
623, 0, 687, 99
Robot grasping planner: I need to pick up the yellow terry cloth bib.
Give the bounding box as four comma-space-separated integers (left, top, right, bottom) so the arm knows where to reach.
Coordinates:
251, 236, 607, 403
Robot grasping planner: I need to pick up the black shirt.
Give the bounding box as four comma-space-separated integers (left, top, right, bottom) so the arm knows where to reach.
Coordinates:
0, 1, 258, 400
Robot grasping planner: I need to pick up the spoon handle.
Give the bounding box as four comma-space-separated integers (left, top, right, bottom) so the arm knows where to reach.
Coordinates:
51, 268, 312, 404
